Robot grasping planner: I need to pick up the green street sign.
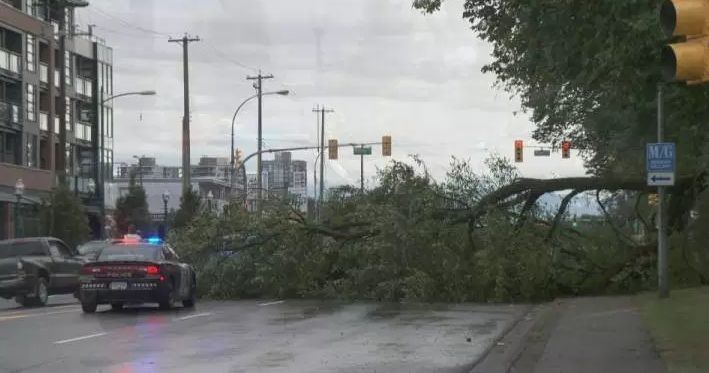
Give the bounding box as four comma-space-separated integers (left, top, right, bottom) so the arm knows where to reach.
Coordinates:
353, 147, 372, 155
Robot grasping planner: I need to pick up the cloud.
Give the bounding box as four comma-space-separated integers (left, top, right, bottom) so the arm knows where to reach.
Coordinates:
81, 0, 587, 192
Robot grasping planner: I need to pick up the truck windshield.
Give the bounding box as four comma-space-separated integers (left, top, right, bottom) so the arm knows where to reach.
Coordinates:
0, 242, 45, 259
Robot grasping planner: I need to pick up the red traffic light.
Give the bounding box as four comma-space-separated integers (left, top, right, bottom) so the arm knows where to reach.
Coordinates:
561, 141, 571, 159
514, 140, 523, 163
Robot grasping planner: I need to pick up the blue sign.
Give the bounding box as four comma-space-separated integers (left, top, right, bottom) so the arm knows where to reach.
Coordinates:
646, 143, 675, 172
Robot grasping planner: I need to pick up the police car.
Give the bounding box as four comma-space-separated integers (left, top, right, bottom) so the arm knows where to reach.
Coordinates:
78, 236, 196, 313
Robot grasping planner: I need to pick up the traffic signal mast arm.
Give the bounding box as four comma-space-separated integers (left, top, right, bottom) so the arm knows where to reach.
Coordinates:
235, 141, 384, 200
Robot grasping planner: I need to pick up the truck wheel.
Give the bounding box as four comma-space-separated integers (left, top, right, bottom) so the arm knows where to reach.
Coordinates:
81, 301, 97, 313
34, 278, 49, 307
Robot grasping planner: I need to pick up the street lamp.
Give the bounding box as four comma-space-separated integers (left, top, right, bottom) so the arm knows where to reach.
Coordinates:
162, 190, 170, 222
207, 190, 214, 212
230, 90, 289, 188
97, 89, 156, 239
14, 179, 24, 238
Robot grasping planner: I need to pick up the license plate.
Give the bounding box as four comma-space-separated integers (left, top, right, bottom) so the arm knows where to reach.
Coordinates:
110, 282, 128, 290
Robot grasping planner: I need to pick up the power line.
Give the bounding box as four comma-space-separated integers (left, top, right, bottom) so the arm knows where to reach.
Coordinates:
201, 40, 258, 72
89, 7, 172, 37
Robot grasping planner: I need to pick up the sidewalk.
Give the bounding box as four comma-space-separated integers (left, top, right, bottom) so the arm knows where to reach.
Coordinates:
472, 296, 667, 373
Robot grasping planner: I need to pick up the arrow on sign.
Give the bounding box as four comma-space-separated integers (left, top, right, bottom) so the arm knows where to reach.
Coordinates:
651, 175, 671, 182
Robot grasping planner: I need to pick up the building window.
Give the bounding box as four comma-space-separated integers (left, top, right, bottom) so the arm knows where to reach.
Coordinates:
26, 34, 35, 72
65, 97, 72, 131
26, 83, 35, 121
64, 51, 71, 86
25, 134, 37, 168
0, 132, 18, 164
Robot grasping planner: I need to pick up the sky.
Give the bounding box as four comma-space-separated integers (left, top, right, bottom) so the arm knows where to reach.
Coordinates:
77, 0, 588, 193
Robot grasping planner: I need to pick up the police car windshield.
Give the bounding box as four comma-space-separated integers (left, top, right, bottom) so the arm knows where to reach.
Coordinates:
97, 245, 161, 261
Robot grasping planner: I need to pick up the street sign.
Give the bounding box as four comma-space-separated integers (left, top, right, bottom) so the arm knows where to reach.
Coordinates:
533, 149, 551, 157
353, 147, 372, 155
648, 172, 675, 186
646, 143, 675, 186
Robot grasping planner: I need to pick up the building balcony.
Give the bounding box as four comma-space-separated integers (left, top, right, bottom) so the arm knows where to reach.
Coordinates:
75, 76, 93, 99
75, 121, 92, 142
0, 48, 21, 77
39, 63, 48, 84
0, 101, 21, 130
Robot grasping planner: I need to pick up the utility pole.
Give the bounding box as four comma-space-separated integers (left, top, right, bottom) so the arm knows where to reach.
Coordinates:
360, 145, 365, 193
657, 83, 669, 299
312, 106, 333, 219
246, 71, 274, 210
168, 34, 200, 194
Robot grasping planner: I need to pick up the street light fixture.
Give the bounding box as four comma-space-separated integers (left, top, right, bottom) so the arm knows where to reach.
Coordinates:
14, 179, 24, 238
230, 90, 290, 188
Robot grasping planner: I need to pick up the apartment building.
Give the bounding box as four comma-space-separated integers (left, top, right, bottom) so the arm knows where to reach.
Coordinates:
0, 0, 113, 239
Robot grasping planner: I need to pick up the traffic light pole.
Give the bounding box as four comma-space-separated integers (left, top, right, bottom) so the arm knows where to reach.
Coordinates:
657, 83, 669, 299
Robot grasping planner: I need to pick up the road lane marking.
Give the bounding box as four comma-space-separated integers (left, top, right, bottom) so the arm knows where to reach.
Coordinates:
176, 312, 212, 321
53, 332, 107, 345
0, 304, 78, 317
0, 308, 78, 322
259, 300, 284, 306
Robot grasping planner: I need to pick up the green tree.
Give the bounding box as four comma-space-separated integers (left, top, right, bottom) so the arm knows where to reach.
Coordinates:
39, 184, 89, 248
113, 175, 152, 236
412, 0, 709, 178
172, 188, 202, 230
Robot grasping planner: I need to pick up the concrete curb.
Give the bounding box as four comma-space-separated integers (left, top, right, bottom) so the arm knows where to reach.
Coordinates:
467, 304, 536, 373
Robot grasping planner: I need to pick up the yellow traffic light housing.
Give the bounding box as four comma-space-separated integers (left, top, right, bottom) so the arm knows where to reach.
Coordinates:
514, 140, 523, 163
382, 135, 392, 156
648, 193, 660, 206
661, 0, 709, 84
328, 139, 338, 160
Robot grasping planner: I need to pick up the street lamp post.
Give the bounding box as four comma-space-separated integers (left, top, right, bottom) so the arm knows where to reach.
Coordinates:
14, 179, 24, 238
230, 90, 289, 190
98, 89, 156, 239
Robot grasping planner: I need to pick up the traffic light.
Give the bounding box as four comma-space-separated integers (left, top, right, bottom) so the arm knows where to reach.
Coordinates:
660, 0, 709, 83
649, 193, 659, 206
514, 140, 523, 163
561, 141, 571, 159
328, 139, 338, 160
382, 135, 392, 156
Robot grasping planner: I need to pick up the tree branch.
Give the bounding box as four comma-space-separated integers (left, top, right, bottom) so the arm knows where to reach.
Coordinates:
547, 190, 581, 241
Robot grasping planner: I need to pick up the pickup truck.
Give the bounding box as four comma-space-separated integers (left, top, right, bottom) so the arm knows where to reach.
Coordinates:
0, 237, 84, 307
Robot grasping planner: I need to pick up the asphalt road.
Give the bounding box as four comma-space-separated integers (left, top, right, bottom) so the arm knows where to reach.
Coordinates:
0, 295, 525, 373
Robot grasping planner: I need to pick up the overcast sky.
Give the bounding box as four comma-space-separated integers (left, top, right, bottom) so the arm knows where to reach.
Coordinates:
77, 0, 587, 191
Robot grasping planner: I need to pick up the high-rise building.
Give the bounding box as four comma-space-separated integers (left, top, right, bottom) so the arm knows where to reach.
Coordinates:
261, 152, 307, 211
0, 1, 113, 239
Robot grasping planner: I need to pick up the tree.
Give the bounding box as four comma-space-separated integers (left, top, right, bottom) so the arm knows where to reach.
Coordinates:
412, 0, 709, 179
172, 188, 201, 230
113, 175, 152, 236
39, 184, 89, 248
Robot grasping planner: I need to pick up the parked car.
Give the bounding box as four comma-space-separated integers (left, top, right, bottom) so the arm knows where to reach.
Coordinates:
0, 237, 84, 307
79, 236, 196, 313
77, 240, 119, 262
